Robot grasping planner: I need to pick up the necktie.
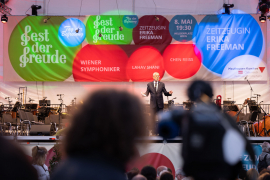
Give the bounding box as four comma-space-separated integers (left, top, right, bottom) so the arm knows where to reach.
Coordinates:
154, 82, 157, 92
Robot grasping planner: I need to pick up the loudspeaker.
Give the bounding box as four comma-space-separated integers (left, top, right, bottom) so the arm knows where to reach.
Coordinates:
30, 125, 53, 136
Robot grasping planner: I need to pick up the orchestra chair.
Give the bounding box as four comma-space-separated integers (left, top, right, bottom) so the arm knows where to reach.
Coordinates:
49, 114, 62, 132
44, 117, 50, 125
18, 110, 31, 136
2, 113, 19, 135
25, 112, 43, 125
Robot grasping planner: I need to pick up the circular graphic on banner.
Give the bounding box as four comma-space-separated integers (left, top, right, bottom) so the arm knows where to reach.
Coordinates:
123, 15, 139, 29
132, 15, 172, 45
8, 16, 81, 81
169, 15, 198, 42
163, 44, 202, 79
126, 46, 164, 81
73, 45, 129, 82
85, 15, 133, 45
126, 153, 175, 178
196, 14, 263, 76
58, 18, 86, 47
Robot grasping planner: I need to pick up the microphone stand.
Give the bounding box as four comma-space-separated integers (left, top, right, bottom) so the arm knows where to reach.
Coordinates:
254, 94, 261, 136
245, 77, 253, 99
57, 94, 64, 130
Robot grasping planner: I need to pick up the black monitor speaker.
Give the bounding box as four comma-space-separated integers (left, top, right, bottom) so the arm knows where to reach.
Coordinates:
30, 125, 53, 136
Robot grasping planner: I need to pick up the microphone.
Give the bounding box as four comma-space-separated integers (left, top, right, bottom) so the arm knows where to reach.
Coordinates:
244, 76, 247, 80
254, 94, 261, 96
57, 94, 59, 96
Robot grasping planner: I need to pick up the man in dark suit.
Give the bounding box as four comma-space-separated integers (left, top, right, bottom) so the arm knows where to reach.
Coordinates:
143, 72, 173, 113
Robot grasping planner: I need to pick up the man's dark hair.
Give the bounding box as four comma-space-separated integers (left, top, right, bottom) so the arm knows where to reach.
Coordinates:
65, 89, 147, 164
187, 80, 213, 101
160, 172, 174, 180
127, 168, 140, 180
141, 165, 157, 180
167, 167, 172, 174
0, 136, 38, 180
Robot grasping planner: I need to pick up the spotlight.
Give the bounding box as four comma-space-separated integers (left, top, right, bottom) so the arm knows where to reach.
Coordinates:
75, 28, 79, 33
154, 16, 159, 21
31, 5, 42, 16
1, 14, 8, 23
119, 26, 123, 31
99, 33, 102, 37
223, 3, 234, 14
259, 14, 267, 22
0, 0, 8, 4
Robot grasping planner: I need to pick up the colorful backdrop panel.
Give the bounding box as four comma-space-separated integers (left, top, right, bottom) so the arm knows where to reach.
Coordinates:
3, 15, 267, 82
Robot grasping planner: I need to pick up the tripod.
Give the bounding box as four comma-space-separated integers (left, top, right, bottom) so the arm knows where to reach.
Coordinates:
257, 104, 268, 136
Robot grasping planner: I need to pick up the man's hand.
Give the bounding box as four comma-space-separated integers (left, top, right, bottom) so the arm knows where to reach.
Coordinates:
141, 92, 147, 97
169, 91, 173, 94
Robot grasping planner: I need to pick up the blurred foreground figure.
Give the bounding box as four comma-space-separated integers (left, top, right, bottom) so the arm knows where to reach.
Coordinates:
158, 80, 255, 180
182, 80, 255, 180
52, 89, 146, 180
0, 136, 38, 180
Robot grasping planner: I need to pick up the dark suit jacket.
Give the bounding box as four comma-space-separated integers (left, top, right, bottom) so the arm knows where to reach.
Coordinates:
145, 81, 171, 109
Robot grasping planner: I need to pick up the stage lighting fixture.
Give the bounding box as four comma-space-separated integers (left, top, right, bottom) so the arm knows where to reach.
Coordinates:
154, 16, 159, 21
1, 14, 8, 23
75, 28, 79, 33
0, 0, 9, 4
99, 33, 102, 37
31, 5, 42, 16
223, 3, 234, 14
259, 0, 269, 14
259, 14, 267, 22
119, 26, 123, 31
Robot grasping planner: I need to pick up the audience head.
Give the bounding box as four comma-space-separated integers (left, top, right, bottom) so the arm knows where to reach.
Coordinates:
0, 136, 38, 180
65, 89, 146, 165
127, 167, 140, 180
157, 166, 168, 177
260, 169, 270, 176
187, 80, 213, 102
175, 168, 186, 180
132, 174, 147, 180
259, 173, 270, 180
141, 165, 157, 180
32, 146, 48, 166
245, 168, 259, 180
167, 168, 172, 174
160, 172, 174, 180
262, 142, 270, 153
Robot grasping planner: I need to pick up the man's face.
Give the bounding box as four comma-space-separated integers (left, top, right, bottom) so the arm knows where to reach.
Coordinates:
153, 74, 160, 81
176, 174, 185, 180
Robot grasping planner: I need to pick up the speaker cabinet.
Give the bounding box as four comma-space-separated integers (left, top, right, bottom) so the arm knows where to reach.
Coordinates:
30, 125, 53, 136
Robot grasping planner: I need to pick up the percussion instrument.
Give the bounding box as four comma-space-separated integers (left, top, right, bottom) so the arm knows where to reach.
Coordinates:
254, 116, 270, 136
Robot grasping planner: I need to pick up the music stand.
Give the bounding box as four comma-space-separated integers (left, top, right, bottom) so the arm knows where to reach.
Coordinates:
228, 105, 239, 112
